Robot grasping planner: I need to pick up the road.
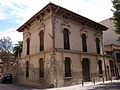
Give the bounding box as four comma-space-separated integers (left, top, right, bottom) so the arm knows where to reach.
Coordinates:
0, 81, 120, 90
89, 82, 120, 90
0, 83, 44, 90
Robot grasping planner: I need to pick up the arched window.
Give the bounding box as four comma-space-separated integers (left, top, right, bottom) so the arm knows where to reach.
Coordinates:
65, 57, 71, 77
39, 31, 44, 51
64, 28, 70, 50
82, 34, 87, 52
98, 60, 103, 75
109, 60, 115, 76
39, 58, 44, 78
96, 37, 100, 54
26, 38, 30, 55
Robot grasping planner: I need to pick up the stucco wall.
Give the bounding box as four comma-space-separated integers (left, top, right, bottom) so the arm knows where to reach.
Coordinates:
55, 15, 103, 54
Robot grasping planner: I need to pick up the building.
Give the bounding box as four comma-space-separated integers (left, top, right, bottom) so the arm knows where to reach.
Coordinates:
17, 3, 114, 87
100, 18, 120, 78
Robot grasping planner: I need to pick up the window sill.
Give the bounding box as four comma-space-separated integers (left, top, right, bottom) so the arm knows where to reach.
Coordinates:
39, 78, 44, 81
65, 77, 72, 80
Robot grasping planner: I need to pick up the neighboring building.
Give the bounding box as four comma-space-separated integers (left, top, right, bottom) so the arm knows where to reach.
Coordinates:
17, 3, 114, 87
100, 18, 120, 46
100, 18, 120, 79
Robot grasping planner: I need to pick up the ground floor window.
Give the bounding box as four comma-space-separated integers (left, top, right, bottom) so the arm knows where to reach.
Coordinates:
39, 58, 44, 78
98, 60, 103, 76
26, 61, 29, 77
65, 57, 71, 77
109, 60, 115, 76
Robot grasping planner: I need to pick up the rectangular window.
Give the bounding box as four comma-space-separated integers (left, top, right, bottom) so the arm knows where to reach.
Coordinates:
26, 38, 30, 55
26, 61, 29, 77
109, 60, 115, 76
65, 57, 71, 77
98, 60, 103, 76
39, 31, 44, 51
39, 58, 44, 78
96, 37, 100, 54
64, 28, 70, 50
82, 34, 87, 52
116, 53, 120, 63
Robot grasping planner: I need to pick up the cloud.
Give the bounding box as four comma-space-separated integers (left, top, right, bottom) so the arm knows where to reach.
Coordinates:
0, 0, 113, 43
0, 28, 23, 44
0, 0, 113, 23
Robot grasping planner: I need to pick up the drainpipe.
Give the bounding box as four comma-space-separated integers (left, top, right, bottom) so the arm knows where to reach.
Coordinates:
51, 8, 57, 88
101, 32, 107, 81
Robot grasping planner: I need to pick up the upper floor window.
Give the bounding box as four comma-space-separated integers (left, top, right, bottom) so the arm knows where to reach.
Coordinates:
26, 38, 30, 55
98, 60, 103, 76
39, 58, 44, 78
82, 34, 87, 52
65, 57, 71, 77
96, 37, 100, 54
64, 28, 70, 50
39, 31, 44, 51
116, 53, 120, 63
109, 60, 115, 76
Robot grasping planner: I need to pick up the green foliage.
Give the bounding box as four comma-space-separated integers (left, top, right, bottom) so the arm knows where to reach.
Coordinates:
112, 0, 120, 34
13, 41, 23, 58
0, 37, 13, 63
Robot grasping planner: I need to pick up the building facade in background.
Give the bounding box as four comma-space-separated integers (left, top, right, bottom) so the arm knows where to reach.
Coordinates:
17, 3, 115, 87
100, 18, 120, 79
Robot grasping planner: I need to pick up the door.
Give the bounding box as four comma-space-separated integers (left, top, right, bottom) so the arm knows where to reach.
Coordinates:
82, 58, 90, 81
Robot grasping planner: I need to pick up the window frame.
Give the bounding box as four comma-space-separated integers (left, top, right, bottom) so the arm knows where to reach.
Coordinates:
39, 30, 44, 52
39, 58, 44, 78
63, 28, 70, 50
65, 57, 72, 78
81, 33, 87, 52
26, 38, 30, 55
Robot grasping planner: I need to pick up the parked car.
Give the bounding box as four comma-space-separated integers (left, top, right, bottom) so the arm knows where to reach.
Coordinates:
0, 74, 13, 84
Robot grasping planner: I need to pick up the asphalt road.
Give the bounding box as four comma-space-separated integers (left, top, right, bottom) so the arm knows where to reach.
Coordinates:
86, 82, 120, 90
0, 82, 120, 90
0, 83, 44, 90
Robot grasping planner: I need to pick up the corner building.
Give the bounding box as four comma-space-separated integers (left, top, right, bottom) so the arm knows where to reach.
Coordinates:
17, 3, 113, 87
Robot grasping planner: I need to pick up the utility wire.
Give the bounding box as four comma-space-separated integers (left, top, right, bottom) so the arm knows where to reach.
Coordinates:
0, 30, 16, 36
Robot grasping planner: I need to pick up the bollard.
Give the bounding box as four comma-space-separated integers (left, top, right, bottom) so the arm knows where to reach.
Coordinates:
111, 76, 112, 82
82, 80, 84, 87
93, 78, 95, 85
103, 77, 104, 83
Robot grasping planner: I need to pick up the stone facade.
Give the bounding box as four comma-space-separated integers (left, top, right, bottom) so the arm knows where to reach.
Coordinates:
17, 3, 115, 88
100, 18, 120, 79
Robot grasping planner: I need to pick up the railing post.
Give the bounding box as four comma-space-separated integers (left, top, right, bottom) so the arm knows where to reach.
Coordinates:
93, 78, 95, 85
103, 77, 104, 83
111, 76, 112, 82
82, 80, 84, 87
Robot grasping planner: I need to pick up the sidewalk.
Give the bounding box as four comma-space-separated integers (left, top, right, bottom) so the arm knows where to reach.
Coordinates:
46, 80, 120, 90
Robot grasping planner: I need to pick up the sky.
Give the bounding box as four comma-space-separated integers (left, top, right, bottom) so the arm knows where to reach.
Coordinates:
0, 0, 113, 44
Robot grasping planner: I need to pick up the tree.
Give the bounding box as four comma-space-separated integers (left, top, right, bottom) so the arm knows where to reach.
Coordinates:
112, 0, 120, 34
13, 41, 23, 58
0, 37, 13, 63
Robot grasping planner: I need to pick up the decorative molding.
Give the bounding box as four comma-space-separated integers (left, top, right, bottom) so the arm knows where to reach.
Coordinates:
24, 31, 31, 38
61, 21, 71, 34
94, 33, 101, 41
38, 23, 45, 34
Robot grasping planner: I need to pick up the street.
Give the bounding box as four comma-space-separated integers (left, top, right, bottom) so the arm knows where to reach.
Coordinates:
0, 83, 42, 90
0, 81, 120, 90
89, 82, 120, 90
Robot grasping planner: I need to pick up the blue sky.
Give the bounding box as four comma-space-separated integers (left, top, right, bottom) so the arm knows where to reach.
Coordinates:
0, 0, 113, 44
